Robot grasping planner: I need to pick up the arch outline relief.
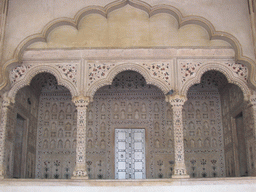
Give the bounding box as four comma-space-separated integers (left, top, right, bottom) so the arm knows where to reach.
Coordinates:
180, 63, 251, 101
86, 63, 170, 98
1, 0, 255, 92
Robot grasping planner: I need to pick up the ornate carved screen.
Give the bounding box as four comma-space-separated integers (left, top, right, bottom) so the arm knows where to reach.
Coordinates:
115, 129, 146, 179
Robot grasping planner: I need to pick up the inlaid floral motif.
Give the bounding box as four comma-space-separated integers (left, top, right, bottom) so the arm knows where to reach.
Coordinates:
56, 64, 78, 85
143, 62, 171, 85
10, 64, 32, 84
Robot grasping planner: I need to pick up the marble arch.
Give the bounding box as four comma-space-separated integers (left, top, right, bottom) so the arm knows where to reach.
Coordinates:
8, 65, 78, 101
1, 0, 256, 190
180, 63, 251, 100
1, 0, 256, 91
86, 63, 169, 98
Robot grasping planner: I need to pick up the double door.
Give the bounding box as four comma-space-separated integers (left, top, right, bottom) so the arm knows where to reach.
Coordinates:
115, 129, 146, 179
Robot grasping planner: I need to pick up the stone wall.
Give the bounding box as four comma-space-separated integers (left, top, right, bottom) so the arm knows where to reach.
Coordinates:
184, 90, 225, 178
5, 86, 39, 178
3, 0, 253, 62
220, 84, 247, 176
36, 88, 76, 179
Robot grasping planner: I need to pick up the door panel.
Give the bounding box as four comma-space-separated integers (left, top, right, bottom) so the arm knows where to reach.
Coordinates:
115, 129, 145, 179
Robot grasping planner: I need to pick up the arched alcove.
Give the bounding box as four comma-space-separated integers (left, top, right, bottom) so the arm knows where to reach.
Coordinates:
183, 70, 249, 178
85, 70, 174, 179
4, 72, 77, 179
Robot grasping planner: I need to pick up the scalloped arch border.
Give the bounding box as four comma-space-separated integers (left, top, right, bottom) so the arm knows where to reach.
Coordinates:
1, 0, 256, 91
180, 63, 251, 100
7, 65, 78, 102
86, 63, 169, 98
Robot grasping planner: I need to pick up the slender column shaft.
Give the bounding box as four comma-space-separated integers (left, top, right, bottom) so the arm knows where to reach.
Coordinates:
0, 97, 12, 179
167, 95, 189, 178
72, 96, 90, 179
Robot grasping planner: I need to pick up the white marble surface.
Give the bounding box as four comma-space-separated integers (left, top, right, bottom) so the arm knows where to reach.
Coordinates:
1, 177, 256, 192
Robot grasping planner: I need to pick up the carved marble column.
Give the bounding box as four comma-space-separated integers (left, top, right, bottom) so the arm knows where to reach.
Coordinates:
0, 96, 13, 179
71, 95, 90, 179
166, 95, 189, 178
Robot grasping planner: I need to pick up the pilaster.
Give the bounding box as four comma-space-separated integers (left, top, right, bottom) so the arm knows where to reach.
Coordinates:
0, 96, 13, 179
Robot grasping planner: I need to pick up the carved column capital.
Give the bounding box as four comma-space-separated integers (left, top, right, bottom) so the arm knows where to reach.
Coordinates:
166, 95, 187, 108
72, 95, 90, 108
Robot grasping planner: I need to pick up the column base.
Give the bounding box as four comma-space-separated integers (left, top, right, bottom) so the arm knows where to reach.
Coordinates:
71, 169, 89, 180
71, 175, 89, 180
172, 174, 190, 179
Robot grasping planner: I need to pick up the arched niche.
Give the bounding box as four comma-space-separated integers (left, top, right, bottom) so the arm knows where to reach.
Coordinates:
4, 72, 76, 179
180, 63, 251, 101
183, 70, 250, 178
85, 70, 174, 179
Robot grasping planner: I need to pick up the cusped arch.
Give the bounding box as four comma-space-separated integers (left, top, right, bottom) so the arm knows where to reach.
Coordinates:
11, 0, 245, 62
180, 63, 251, 100
8, 65, 78, 101
1, 0, 256, 91
86, 63, 169, 98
